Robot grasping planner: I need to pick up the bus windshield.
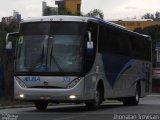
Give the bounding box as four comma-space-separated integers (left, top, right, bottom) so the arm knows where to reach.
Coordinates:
16, 22, 86, 74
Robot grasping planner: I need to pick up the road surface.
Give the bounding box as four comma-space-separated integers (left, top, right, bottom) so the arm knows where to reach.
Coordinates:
0, 95, 160, 120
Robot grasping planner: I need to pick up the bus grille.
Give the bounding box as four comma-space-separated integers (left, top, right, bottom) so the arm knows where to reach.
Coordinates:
28, 86, 65, 89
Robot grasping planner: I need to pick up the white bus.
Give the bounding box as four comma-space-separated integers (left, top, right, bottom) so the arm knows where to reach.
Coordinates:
6, 16, 152, 111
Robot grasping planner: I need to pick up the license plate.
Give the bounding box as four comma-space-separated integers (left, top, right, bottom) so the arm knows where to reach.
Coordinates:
40, 96, 51, 100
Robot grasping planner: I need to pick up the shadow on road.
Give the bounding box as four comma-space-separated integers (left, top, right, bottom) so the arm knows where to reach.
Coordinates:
32, 103, 127, 113
23, 102, 160, 114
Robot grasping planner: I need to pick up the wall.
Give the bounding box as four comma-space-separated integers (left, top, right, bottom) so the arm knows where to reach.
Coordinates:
65, 0, 81, 14
113, 21, 160, 31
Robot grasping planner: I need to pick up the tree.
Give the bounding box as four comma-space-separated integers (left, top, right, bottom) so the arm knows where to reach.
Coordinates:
0, 22, 7, 31
141, 11, 160, 21
58, 7, 72, 15
155, 11, 160, 21
75, 11, 83, 16
43, 6, 57, 16
133, 27, 144, 34
0, 21, 19, 100
142, 13, 154, 19
6, 21, 19, 32
86, 9, 104, 19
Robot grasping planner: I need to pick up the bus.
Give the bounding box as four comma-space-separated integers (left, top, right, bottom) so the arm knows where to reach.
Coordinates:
6, 16, 152, 111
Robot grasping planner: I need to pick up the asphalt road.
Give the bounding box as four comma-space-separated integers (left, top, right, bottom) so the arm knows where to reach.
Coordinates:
0, 95, 160, 120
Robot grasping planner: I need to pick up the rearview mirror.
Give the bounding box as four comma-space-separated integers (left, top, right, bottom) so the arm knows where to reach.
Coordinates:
6, 41, 13, 53
87, 31, 94, 55
5, 32, 18, 54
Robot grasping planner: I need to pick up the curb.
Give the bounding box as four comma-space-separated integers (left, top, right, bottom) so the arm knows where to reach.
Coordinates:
0, 103, 60, 110
0, 104, 34, 110
148, 94, 160, 97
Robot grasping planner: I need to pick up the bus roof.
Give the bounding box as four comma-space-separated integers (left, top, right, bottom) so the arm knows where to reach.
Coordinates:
21, 15, 127, 30
22, 15, 94, 23
21, 15, 150, 40
93, 17, 151, 40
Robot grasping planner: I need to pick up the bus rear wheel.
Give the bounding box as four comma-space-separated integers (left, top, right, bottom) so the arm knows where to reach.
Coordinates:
34, 101, 48, 111
123, 84, 140, 106
85, 87, 102, 110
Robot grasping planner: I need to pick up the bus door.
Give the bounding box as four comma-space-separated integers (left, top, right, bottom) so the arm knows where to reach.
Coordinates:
84, 21, 98, 99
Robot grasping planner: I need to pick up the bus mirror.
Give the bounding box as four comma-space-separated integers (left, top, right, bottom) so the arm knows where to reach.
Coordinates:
6, 33, 13, 53
5, 32, 18, 54
87, 31, 94, 55
6, 41, 13, 53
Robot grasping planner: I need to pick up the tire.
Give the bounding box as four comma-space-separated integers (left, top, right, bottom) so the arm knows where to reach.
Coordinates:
85, 87, 102, 110
34, 101, 48, 111
75, 102, 81, 104
123, 85, 140, 106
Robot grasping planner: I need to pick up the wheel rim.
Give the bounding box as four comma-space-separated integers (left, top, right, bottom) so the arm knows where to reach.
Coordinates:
95, 89, 100, 105
135, 90, 139, 102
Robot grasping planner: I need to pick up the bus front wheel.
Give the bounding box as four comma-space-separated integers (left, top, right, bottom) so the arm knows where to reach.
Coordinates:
34, 101, 48, 111
85, 87, 102, 110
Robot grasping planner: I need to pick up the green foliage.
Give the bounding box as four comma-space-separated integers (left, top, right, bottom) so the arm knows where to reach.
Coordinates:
86, 9, 104, 19
43, 6, 58, 16
0, 22, 7, 31
75, 11, 83, 16
133, 27, 144, 34
58, 8, 72, 15
142, 11, 160, 21
143, 25, 160, 40
142, 13, 154, 19
44, 7, 53, 16
58, 7, 83, 16
0, 21, 19, 100
134, 25, 160, 41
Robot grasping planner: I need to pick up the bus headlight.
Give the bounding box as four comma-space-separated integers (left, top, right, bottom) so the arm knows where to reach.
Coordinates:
19, 94, 25, 98
69, 95, 77, 99
15, 77, 27, 88
67, 78, 81, 89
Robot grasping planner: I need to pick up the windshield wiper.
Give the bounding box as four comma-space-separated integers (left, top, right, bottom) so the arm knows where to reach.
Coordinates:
41, 45, 44, 63
28, 35, 50, 73
50, 44, 64, 73
18, 44, 22, 59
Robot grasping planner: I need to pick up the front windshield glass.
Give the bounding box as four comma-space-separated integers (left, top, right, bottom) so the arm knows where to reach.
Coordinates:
16, 35, 48, 72
16, 22, 86, 74
48, 35, 82, 72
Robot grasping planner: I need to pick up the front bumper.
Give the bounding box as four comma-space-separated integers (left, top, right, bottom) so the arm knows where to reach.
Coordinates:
14, 78, 85, 102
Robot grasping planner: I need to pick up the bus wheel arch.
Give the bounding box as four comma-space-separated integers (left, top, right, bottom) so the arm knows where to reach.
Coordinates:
85, 79, 104, 110
97, 79, 105, 103
123, 81, 141, 106
133, 81, 141, 105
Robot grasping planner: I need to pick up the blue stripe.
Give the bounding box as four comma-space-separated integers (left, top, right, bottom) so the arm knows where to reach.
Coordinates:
115, 59, 136, 82
102, 53, 135, 88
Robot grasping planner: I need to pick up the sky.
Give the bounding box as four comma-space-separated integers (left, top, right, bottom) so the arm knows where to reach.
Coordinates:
0, 0, 160, 21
